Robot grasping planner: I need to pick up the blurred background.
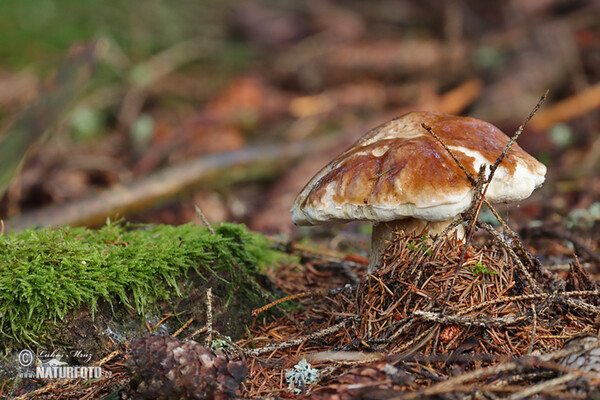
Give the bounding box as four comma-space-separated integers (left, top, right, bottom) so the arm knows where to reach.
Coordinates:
0, 0, 598, 246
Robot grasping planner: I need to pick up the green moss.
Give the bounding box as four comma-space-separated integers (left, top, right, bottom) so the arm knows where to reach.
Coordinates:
407, 233, 433, 256
471, 261, 497, 276
0, 221, 280, 346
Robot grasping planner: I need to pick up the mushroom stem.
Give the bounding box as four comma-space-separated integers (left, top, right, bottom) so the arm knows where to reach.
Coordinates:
368, 219, 464, 273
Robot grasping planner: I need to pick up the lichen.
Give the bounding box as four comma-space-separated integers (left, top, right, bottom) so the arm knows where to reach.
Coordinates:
285, 359, 319, 395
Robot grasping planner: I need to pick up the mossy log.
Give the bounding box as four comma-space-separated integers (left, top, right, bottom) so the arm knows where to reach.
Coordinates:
0, 221, 281, 358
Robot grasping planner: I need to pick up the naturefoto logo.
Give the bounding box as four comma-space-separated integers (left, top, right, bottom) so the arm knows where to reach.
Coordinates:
17, 349, 111, 379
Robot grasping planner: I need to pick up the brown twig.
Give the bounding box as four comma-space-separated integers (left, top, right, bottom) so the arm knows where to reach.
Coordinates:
252, 289, 330, 317
243, 318, 352, 357
420, 123, 476, 185
478, 221, 542, 293
205, 287, 213, 346
394, 336, 600, 399
151, 314, 175, 330
194, 204, 215, 235
486, 90, 548, 185
172, 317, 194, 337
413, 309, 531, 328
527, 304, 537, 355
507, 373, 578, 400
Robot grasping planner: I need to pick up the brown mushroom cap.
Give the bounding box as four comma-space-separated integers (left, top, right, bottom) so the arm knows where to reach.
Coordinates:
291, 111, 546, 226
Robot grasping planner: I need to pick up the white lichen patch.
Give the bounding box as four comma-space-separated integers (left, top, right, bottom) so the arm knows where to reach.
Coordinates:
285, 359, 319, 395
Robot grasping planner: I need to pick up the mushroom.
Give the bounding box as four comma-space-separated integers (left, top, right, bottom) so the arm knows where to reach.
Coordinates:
290, 112, 546, 272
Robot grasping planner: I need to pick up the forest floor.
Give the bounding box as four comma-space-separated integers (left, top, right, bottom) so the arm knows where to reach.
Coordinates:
0, 1, 598, 399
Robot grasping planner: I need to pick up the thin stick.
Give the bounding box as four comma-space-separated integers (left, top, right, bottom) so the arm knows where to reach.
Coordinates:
422, 92, 548, 279
484, 204, 537, 269
390, 324, 438, 360
152, 313, 175, 330
252, 289, 329, 317
205, 287, 213, 346
478, 221, 541, 293
442, 165, 487, 305
413, 309, 530, 328
463, 92, 548, 255
389, 316, 415, 341
527, 304, 537, 355
395, 336, 600, 400
454, 289, 600, 317
172, 317, 194, 337
194, 204, 215, 235
186, 326, 207, 341
243, 318, 351, 357
458, 91, 549, 288
486, 90, 549, 185
508, 373, 577, 400
421, 123, 476, 185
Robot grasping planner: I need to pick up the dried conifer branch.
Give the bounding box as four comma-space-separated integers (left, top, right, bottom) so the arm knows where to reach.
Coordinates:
397, 353, 526, 397
413, 309, 530, 328
454, 290, 600, 317
452, 95, 548, 300
243, 318, 351, 357
508, 373, 578, 400
561, 297, 600, 315
252, 285, 354, 317
478, 221, 541, 293
391, 324, 437, 359
205, 287, 213, 346
483, 204, 537, 269
398, 336, 599, 400
442, 165, 487, 305
389, 317, 416, 341
527, 304, 537, 355
421, 122, 525, 242
475, 94, 548, 268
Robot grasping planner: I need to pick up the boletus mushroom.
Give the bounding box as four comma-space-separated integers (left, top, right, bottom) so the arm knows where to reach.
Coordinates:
290, 112, 546, 272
